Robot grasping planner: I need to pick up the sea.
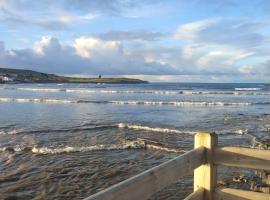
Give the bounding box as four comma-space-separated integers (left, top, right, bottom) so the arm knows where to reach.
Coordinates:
0, 82, 269, 200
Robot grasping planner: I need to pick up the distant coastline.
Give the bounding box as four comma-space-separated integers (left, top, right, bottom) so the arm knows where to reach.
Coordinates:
0, 68, 148, 84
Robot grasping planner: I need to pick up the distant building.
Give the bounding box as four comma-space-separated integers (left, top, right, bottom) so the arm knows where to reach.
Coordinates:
99, 75, 102, 79
0, 74, 16, 82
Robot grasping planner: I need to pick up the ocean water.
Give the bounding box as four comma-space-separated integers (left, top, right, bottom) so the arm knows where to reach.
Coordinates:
0, 82, 269, 199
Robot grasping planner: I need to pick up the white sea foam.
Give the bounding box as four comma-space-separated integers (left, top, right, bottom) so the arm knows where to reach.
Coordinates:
0, 129, 23, 135
66, 89, 96, 93
235, 88, 261, 91
31, 140, 146, 154
145, 144, 185, 153
3, 86, 270, 96
264, 125, 270, 131
0, 140, 183, 154
0, 140, 145, 154
17, 88, 61, 92
182, 91, 269, 96
111, 101, 251, 106
0, 97, 75, 104
1, 97, 264, 106
217, 129, 248, 135
118, 123, 196, 135
118, 123, 250, 136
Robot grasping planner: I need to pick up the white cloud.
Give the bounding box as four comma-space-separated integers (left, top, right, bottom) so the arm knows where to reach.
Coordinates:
175, 19, 220, 40
0, 4, 96, 31
0, 16, 269, 81
97, 30, 167, 41
0, 36, 179, 75
74, 37, 121, 59
173, 18, 269, 77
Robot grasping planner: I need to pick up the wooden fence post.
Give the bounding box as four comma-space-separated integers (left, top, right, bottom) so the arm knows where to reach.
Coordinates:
194, 132, 217, 200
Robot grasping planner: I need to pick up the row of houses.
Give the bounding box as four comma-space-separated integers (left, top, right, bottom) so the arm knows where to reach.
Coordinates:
0, 74, 17, 82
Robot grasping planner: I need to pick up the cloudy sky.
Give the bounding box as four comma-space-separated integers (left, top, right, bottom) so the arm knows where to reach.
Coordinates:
0, 0, 270, 82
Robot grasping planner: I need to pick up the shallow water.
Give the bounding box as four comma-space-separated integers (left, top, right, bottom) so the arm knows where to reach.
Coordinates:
0, 82, 269, 199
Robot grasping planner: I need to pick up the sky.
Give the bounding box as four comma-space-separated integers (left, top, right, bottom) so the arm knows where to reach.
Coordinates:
0, 0, 270, 82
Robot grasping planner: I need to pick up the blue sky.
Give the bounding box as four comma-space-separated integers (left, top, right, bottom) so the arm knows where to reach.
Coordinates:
0, 0, 270, 82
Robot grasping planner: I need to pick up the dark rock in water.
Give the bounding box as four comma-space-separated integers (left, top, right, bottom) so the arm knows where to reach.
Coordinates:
227, 134, 270, 194
252, 136, 270, 194
4, 147, 14, 153
23, 147, 32, 152
217, 180, 228, 186
4, 195, 35, 200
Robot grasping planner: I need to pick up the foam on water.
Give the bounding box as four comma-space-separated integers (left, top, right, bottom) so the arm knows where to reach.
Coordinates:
0, 97, 255, 106
264, 125, 270, 131
235, 88, 261, 91
4, 87, 270, 96
0, 97, 75, 104
118, 123, 249, 136
111, 100, 251, 106
217, 129, 248, 135
0, 140, 145, 154
0, 123, 249, 137
17, 88, 61, 92
0, 129, 23, 135
118, 123, 196, 135
31, 140, 146, 154
66, 89, 96, 93
0, 139, 183, 154
145, 144, 185, 153
182, 91, 270, 96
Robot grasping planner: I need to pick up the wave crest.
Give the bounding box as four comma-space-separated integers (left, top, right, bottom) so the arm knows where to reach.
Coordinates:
118, 123, 196, 135
235, 88, 261, 91
0, 97, 258, 106
0, 129, 24, 135
111, 101, 251, 106
0, 139, 183, 154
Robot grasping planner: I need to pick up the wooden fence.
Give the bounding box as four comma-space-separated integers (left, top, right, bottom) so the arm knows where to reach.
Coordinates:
84, 132, 270, 200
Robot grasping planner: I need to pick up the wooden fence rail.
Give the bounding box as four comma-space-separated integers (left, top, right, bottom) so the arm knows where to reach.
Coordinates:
84, 132, 270, 200
85, 147, 205, 200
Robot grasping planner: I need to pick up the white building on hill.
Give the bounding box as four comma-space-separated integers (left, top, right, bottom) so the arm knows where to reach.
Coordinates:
0, 74, 15, 82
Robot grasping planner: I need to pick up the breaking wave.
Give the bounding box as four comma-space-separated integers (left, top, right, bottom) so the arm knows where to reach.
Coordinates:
217, 129, 248, 135
110, 100, 252, 106
0, 129, 24, 135
3, 87, 269, 96
0, 97, 75, 104
181, 91, 270, 95
118, 123, 196, 135
0, 139, 184, 154
17, 88, 62, 92
1, 97, 262, 106
0, 122, 249, 137
235, 88, 261, 91
118, 123, 249, 136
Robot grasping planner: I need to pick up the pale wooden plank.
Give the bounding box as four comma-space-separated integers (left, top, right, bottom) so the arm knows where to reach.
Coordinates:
214, 147, 270, 170
84, 146, 205, 200
184, 187, 204, 200
194, 132, 217, 200
214, 188, 270, 200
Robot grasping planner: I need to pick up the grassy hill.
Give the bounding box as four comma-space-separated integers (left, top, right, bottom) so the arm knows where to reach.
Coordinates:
0, 68, 148, 84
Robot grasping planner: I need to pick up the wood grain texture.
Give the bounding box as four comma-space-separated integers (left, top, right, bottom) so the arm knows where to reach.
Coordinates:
184, 187, 204, 200
194, 132, 217, 200
214, 147, 270, 170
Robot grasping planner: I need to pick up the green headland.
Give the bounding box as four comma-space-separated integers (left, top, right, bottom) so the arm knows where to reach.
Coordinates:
0, 68, 148, 84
